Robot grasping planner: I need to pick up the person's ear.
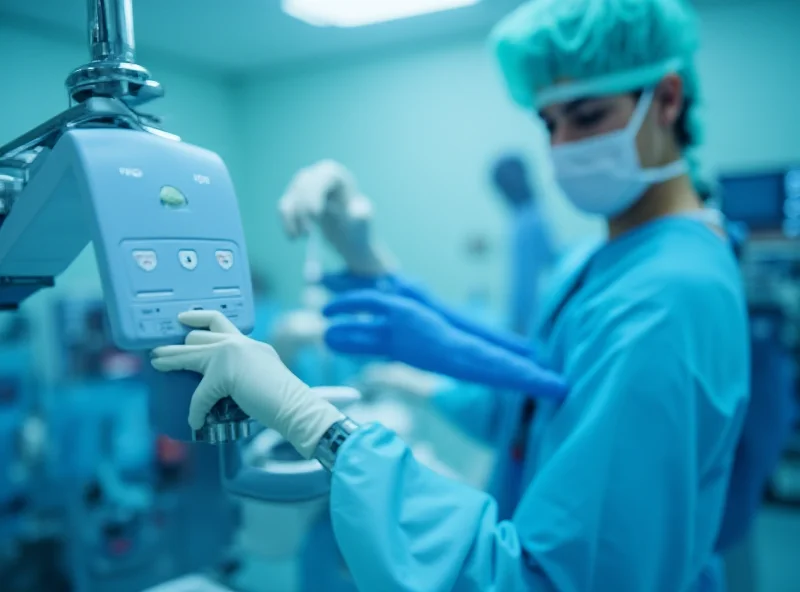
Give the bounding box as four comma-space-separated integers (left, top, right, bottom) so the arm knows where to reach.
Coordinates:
655, 74, 684, 128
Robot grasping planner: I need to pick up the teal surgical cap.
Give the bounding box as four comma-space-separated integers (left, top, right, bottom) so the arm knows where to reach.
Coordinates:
491, 0, 703, 177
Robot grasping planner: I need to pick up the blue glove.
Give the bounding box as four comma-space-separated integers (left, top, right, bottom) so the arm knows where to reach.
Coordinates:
321, 271, 535, 359
322, 290, 567, 402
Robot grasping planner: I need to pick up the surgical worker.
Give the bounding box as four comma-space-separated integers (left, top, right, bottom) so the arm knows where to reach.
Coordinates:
491, 154, 557, 336
151, 1, 750, 591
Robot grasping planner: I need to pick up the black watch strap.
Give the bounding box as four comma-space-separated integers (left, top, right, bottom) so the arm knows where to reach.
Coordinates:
314, 418, 360, 472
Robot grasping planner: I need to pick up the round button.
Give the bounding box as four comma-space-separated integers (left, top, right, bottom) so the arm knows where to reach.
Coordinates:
179, 250, 198, 270
215, 250, 234, 270
133, 250, 157, 272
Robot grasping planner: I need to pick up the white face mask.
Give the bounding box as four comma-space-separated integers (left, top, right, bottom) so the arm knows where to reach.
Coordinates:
550, 89, 688, 217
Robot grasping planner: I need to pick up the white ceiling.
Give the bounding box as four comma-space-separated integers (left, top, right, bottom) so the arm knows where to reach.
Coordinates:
0, 0, 524, 74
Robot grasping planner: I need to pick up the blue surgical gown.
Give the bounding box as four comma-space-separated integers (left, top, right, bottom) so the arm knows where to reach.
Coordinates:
328, 217, 750, 592
509, 203, 556, 335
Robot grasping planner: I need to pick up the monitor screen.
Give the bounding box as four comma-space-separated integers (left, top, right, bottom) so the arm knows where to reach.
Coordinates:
720, 171, 786, 230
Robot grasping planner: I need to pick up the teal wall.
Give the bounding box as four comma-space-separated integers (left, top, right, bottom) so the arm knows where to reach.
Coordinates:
696, 0, 800, 174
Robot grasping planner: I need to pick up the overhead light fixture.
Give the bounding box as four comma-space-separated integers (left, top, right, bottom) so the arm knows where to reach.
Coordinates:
282, 0, 482, 28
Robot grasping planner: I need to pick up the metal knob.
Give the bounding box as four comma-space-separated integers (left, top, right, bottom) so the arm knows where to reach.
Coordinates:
192, 397, 254, 444
66, 61, 164, 106
194, 386, 361, 446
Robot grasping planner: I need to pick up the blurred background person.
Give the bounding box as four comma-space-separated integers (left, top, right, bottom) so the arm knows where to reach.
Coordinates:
491, 153, 557, 336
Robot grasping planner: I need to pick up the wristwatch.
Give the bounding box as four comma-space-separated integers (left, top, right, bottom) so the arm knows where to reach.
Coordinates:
314, 418, 360, 472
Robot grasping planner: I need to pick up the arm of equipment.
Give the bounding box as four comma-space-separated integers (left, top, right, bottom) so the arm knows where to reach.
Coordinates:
0, 0, 255, 445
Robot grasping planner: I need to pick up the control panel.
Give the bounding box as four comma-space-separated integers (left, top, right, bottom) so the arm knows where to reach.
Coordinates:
124, 238, 247, 340
63, 128, 255, 350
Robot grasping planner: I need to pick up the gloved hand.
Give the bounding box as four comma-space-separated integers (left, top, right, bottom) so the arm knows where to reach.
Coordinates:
278, 160, 389, 276
150, 310, 344, 458
322, 271, 535, 359
323, 291, 567, 402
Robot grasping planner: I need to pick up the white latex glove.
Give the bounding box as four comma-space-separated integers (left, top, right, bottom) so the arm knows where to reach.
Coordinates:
357, 362, 446, 401
278, 159, 389, 275
150, 310, 344, 459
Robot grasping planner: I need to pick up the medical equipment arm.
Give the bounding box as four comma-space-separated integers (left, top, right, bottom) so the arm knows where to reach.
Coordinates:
323, 290, 566, 401
327, 291, 742, 592
322, 271, 535, 358
0, 0, 167, 304
0, 0, 258, 444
